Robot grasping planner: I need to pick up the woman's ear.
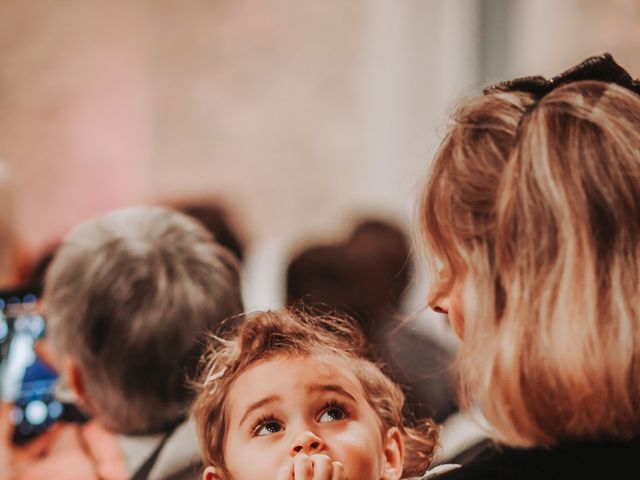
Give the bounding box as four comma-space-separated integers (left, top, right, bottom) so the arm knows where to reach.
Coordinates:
203, 466, 223, 480
381, 427, 404, 480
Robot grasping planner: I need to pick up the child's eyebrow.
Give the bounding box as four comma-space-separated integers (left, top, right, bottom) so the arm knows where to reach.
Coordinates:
238, 394, 280, 427
309, 384, 357, 402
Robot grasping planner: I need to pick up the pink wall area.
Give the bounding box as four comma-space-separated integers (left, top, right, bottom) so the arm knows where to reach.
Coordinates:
1, 0, 639, 277
0, 80, 151, 254
0, 1, 151, 257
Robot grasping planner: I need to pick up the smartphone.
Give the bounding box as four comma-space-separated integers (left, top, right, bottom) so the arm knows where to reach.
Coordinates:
0, 287, 86, 445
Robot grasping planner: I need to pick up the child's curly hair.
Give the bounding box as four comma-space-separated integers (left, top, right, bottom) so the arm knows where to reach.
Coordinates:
192, 307, 439, 478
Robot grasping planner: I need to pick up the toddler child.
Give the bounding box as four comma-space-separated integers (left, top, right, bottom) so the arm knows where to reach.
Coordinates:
192, 308, 440, 480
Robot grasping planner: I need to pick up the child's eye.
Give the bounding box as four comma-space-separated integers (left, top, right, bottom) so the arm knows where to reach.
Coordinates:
254, 420, 283, 437
318, 401, 348, 423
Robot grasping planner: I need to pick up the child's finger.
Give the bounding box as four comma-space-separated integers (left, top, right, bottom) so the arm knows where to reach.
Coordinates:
331, 461, 345, 480
309, 454, 333, 479
276, 466, 291, 480
293, 453, 313, 480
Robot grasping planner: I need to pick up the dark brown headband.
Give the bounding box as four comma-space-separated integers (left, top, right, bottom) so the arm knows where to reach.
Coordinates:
483, 53, 640, 99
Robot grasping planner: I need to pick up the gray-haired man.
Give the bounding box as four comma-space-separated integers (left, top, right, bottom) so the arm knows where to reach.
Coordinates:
7, 206, 244, 479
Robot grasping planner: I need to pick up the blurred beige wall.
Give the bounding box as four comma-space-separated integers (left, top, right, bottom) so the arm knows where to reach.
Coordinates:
0, 1, 151, 256
510, 0, 640, 77
0, 0, 639, 274
0, 0, 480, 261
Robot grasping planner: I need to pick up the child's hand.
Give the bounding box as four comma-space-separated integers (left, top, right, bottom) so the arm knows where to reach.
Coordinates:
276, 453, 345, 480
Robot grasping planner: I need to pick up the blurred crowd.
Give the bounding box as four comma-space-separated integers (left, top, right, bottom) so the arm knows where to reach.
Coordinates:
0, 188, 462, 479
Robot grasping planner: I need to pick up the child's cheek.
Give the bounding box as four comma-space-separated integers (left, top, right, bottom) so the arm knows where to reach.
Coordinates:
329, 432, 383, 480
225, 438, 291, 480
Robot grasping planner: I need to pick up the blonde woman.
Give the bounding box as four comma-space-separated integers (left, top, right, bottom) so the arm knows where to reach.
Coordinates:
421, 54, 640, 479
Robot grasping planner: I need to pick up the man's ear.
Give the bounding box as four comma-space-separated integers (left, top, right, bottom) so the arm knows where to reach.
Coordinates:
382, 427, 404, 480
33, 339, 60, 372
203, 466, 224, 480
63, 355, 93, 411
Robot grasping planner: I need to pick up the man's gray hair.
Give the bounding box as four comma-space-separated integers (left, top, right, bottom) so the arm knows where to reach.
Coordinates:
44, 206, 243, 434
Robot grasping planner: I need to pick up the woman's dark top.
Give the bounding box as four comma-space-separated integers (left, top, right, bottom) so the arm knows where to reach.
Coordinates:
432, 436, 640, 479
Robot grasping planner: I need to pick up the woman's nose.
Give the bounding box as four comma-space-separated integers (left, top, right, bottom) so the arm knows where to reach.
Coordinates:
289, 430, 325, 456
431, 303, 448, 314
428, 289, 450, 315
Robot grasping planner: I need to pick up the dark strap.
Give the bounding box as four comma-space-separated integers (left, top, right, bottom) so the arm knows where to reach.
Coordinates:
130, 422, 180, 480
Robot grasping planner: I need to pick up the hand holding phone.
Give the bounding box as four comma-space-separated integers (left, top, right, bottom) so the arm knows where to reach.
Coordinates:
0, 401, 66, 474
0, 288, 86, 445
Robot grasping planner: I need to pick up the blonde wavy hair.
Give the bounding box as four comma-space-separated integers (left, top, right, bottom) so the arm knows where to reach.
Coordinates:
422, 80, 640, 447
192, 308, 438, 478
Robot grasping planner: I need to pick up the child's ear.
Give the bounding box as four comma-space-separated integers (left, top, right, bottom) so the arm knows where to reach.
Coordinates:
381, 427, 404, 480
203, 466, 223, 480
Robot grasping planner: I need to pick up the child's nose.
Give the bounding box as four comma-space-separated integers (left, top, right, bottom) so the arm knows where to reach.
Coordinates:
289, 430, 325, 456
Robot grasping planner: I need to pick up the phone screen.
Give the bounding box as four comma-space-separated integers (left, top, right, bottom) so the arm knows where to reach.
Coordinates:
0, 288, 85, 445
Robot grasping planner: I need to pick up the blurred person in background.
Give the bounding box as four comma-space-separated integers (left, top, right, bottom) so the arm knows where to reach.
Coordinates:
286, 218, 456, 426
169, 198, 246, 264
423, 54, 640, 479
1, 205, 244, 480
17, 242, 60, 292
0, 162, 21, 290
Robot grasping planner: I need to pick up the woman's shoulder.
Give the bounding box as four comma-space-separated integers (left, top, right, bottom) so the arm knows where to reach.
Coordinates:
421, 437, 640, 480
